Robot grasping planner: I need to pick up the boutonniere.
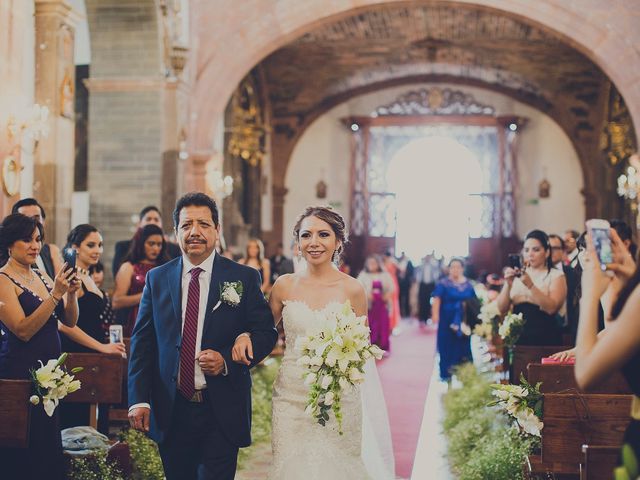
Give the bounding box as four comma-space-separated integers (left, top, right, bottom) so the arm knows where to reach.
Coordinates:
219, 281, 243, 308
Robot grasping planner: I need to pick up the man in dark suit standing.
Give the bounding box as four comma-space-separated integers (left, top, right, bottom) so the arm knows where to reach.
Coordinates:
128, 192, 277, 480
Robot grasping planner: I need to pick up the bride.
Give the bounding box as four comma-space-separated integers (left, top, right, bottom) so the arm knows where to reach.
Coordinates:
266, 206, 395, 480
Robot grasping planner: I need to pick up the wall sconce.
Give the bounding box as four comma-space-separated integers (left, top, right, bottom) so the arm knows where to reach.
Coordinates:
7, 103, 50, 154
538, 167, 550, 199
178, 128, 188, 160
617, 153, 640, 207
205, 161, 233, 199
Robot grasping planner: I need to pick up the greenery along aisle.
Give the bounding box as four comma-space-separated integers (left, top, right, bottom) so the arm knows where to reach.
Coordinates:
237, 356, 282, 470
443, 363, 535, 480
68, 356, 282, 479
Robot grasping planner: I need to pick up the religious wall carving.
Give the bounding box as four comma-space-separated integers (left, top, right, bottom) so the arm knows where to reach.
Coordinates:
373, 87, 495, 117
600, 86, 637, 166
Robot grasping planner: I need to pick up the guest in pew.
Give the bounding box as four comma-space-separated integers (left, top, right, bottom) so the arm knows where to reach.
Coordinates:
239, 238, 271, 293
497, 230, 567, 345
89, 261, 117, 342
112, 224, 170, 337
574, 227, 640, 473
431, 257, 477, 381
58, 224, 126, 432
0, 214, 80, 480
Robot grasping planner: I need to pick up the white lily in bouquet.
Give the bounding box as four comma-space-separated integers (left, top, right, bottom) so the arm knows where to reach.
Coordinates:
295, 301, 384, 434
489, 374, 543, 438
30, 352, 82, 417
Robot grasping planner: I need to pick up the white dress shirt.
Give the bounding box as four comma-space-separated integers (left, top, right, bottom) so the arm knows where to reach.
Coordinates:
129, 250, 222, 412
180, 251, 217, 390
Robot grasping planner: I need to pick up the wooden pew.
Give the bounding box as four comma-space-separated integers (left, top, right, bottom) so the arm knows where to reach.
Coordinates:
508, 345, 572, 384
62, 353, 123, 429
0, 379, 31, 448
527, 363, 632, 394
537, 393, 631, 476
581, 444, 620, 480
108, 338, 131, 425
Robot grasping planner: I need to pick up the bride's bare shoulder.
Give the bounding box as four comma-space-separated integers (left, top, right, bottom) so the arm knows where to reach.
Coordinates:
339, 272, 365, 296
271, 273, 297, 297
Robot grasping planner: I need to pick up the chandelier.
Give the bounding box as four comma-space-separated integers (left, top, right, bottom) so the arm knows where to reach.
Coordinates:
206, 162, 234, 200
617, 154, 640, 207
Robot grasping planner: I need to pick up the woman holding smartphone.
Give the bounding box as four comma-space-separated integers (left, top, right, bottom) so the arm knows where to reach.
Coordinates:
496, 229, 567, 345
0, 214, 80, 480
58, 224, 125, 431
575, 226, 639, 477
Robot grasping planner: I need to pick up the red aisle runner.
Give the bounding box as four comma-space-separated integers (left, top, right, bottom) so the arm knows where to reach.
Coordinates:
377, 320, 437, 479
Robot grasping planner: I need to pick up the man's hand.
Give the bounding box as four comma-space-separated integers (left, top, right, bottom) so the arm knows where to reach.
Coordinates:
197, 349, 225, 376
128, 406, 150, 432
232, 335, 253, 366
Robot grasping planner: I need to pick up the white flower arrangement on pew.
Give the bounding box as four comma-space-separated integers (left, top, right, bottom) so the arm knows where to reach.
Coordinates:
473, 300, 501, 340
29, 353, 82, 417
498, 311, 525, 347
489, 374, 543, 438
295, 301, 384, 435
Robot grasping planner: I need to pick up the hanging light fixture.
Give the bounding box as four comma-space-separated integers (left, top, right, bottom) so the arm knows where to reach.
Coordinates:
205, 161, 233, 199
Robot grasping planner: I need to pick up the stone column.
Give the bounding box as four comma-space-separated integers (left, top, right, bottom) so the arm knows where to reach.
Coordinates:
34, 0, 80, 244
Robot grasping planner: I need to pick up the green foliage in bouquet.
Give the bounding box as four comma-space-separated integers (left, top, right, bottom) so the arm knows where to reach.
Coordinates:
237, 356, 281, 470
68, 454, 124, 480
120, 429, 165, 480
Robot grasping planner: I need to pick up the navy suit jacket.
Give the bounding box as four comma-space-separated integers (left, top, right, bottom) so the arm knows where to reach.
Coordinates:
128, 254, 277, 447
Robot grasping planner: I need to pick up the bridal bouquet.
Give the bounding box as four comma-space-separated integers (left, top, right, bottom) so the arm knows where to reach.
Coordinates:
498, 312, 525, 347
295, 301, 384, 434
29, 353, 82, 417
489, 374, 543, 438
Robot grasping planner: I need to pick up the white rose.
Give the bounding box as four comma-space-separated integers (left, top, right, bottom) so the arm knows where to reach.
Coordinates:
348, 367, 364, 383
324, 391, 335, 406
224, 287, 241, 304
304, 373, 316, 385
296, 355, 311, 366
321, 375, 333, 390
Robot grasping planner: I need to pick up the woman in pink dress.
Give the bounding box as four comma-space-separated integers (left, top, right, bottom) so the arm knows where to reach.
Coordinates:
383, 252, 401, 332
113, 224, 169, 336
357, 255, 393, 351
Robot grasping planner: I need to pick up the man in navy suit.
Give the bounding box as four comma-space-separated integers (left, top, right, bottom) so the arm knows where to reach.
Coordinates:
128, 192, 277, 480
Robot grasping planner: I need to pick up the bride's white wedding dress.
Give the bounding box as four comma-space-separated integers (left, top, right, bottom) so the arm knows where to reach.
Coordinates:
268, 300, 395, 480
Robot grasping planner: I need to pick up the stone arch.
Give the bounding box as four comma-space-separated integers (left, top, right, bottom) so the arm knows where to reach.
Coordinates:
191, 0, 640, 160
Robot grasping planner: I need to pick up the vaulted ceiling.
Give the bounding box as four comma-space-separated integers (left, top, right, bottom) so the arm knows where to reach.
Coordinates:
258, 4, 607, 125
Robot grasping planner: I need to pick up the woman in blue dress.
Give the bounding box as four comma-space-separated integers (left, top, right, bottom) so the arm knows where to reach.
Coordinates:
431, 257, 477, 381
0, 214, 79, 480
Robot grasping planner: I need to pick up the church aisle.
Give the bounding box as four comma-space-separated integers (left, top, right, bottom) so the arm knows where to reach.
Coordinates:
377, 319, 438, 479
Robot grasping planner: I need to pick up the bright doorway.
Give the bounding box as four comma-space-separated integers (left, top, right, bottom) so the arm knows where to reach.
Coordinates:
387, 136, 483, 262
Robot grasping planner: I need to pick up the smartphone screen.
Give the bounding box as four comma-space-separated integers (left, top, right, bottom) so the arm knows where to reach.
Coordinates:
63, 247, 77, 271
591, 227, 613, 270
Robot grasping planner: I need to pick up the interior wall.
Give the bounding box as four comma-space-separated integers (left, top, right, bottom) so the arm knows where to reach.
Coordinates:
0, 0, 36, 215
284, 83, 585, 243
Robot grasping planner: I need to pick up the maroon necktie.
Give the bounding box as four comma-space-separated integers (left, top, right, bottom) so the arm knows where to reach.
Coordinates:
178, 267, 203, 400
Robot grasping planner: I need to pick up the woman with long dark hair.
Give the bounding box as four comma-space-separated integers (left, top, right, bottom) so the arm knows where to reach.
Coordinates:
575, 228, 640, 476
113, 224, 169, 336
239, 238, 271, 293
496, 229, 567, 345
0, 214, 79, 479
57, 224, 125, 432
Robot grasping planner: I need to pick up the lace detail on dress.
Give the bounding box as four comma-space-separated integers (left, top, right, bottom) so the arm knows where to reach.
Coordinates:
268, 301, 372, 480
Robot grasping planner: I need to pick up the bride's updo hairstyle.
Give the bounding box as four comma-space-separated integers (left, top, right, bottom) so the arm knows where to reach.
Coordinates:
293, 206, 348, 263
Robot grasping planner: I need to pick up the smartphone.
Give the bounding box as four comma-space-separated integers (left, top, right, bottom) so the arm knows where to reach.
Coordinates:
507, 253, 522, 271
109, 325, 123, 344
62, 247, 77, 272
586, 219, 613, 271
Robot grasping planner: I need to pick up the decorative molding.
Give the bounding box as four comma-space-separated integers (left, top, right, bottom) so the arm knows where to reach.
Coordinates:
83, 77, 169, 93
373, 87, 495, 117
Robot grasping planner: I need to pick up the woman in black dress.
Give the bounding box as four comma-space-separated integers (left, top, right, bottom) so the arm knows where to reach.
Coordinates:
0, 214, 79, 480
58, 224, 125, 431
575, 228, 640, 475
